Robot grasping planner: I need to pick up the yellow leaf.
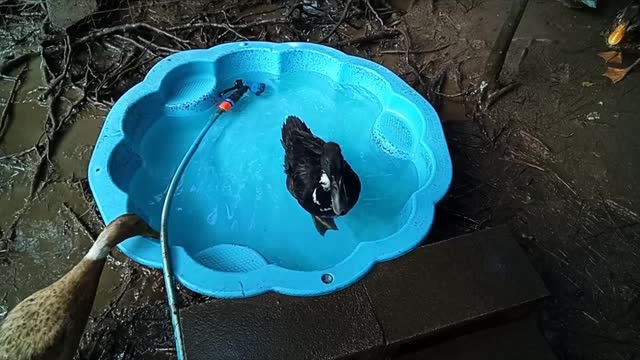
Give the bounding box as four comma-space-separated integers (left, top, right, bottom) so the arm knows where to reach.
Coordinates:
607, 24, 626, 46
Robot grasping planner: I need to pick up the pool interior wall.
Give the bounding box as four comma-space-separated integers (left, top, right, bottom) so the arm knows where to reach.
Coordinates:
90, 43, 451, 297
116, 66, 430, 271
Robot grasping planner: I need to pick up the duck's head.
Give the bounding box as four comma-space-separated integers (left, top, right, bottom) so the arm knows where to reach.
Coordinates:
86, 214, 159, 260
608, 0, 640, 46
321, 142, 351, 216
104, 214, 160, 244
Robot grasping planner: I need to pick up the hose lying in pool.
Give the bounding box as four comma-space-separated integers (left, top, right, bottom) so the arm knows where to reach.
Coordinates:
160, 80, 266, 359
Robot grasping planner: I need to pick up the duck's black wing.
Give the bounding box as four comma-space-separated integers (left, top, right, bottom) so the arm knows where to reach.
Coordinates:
281, 116, 325, 204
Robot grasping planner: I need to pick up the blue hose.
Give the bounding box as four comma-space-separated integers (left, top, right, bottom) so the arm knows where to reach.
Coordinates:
160, 110, 223, 360
159, 79, 265, 359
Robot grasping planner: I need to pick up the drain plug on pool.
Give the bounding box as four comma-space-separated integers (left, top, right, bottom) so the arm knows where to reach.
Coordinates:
322, 273, 334, 284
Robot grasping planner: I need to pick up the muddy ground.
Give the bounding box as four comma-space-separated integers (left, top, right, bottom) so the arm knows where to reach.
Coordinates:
1, 0, 639, 359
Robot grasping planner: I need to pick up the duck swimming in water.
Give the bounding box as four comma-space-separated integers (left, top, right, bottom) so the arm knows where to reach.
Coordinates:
0, 214, 159, 360
281, 115, 361, 236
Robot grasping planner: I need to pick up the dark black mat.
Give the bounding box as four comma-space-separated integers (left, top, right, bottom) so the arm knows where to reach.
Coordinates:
181, 226, 550, 360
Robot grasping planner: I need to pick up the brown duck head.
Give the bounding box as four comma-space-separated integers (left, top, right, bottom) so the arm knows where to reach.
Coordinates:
85, 214, 159, 261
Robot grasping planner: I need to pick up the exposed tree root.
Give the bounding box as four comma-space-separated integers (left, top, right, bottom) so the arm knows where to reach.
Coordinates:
0, 64, 28, 144
480, 0, 529, 107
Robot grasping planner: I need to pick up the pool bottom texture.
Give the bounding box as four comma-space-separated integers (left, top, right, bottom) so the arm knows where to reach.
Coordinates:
129, 71, 423, 272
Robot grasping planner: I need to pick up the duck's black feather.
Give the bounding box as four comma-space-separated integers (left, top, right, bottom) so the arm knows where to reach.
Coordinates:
282, 115, 361, 234
282, 116, 326, 213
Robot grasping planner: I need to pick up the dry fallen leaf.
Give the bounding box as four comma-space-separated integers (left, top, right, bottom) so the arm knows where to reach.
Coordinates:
597, 51, 623, 65
604, 57, 640, 84
604, 67, 628, 83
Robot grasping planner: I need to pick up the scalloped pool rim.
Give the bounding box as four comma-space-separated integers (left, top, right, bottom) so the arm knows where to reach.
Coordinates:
88, 41, 453, 298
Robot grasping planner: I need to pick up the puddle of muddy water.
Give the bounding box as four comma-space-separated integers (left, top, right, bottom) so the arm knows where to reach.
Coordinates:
0, 57, 48, 155
0, 59, 143, 320
0, 181, 122, 310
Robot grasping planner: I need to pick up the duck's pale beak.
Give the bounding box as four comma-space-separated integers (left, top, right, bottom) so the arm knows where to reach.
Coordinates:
330, 178, 348, 216
144, 226, 161, 239
608, 24, 627, 46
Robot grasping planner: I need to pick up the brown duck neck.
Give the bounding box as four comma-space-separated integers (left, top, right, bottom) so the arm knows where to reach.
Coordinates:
84, 228, 122, 262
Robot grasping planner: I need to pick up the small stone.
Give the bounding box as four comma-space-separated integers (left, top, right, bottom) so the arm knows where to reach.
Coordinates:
586, 111, 600, 121
46, 0, 97, 29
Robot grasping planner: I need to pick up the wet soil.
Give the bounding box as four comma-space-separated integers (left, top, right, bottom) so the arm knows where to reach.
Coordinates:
1, 0, 639, 359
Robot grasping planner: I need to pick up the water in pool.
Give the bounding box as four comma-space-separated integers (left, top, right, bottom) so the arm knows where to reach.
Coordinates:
129, 71, 419, 271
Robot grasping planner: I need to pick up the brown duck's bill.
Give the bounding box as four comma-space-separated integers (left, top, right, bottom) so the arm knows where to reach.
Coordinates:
312, 215, 338, 236
145, 227, 161, 239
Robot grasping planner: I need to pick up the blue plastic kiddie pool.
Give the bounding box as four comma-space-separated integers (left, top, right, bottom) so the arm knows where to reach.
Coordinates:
88, 41, 452, 298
